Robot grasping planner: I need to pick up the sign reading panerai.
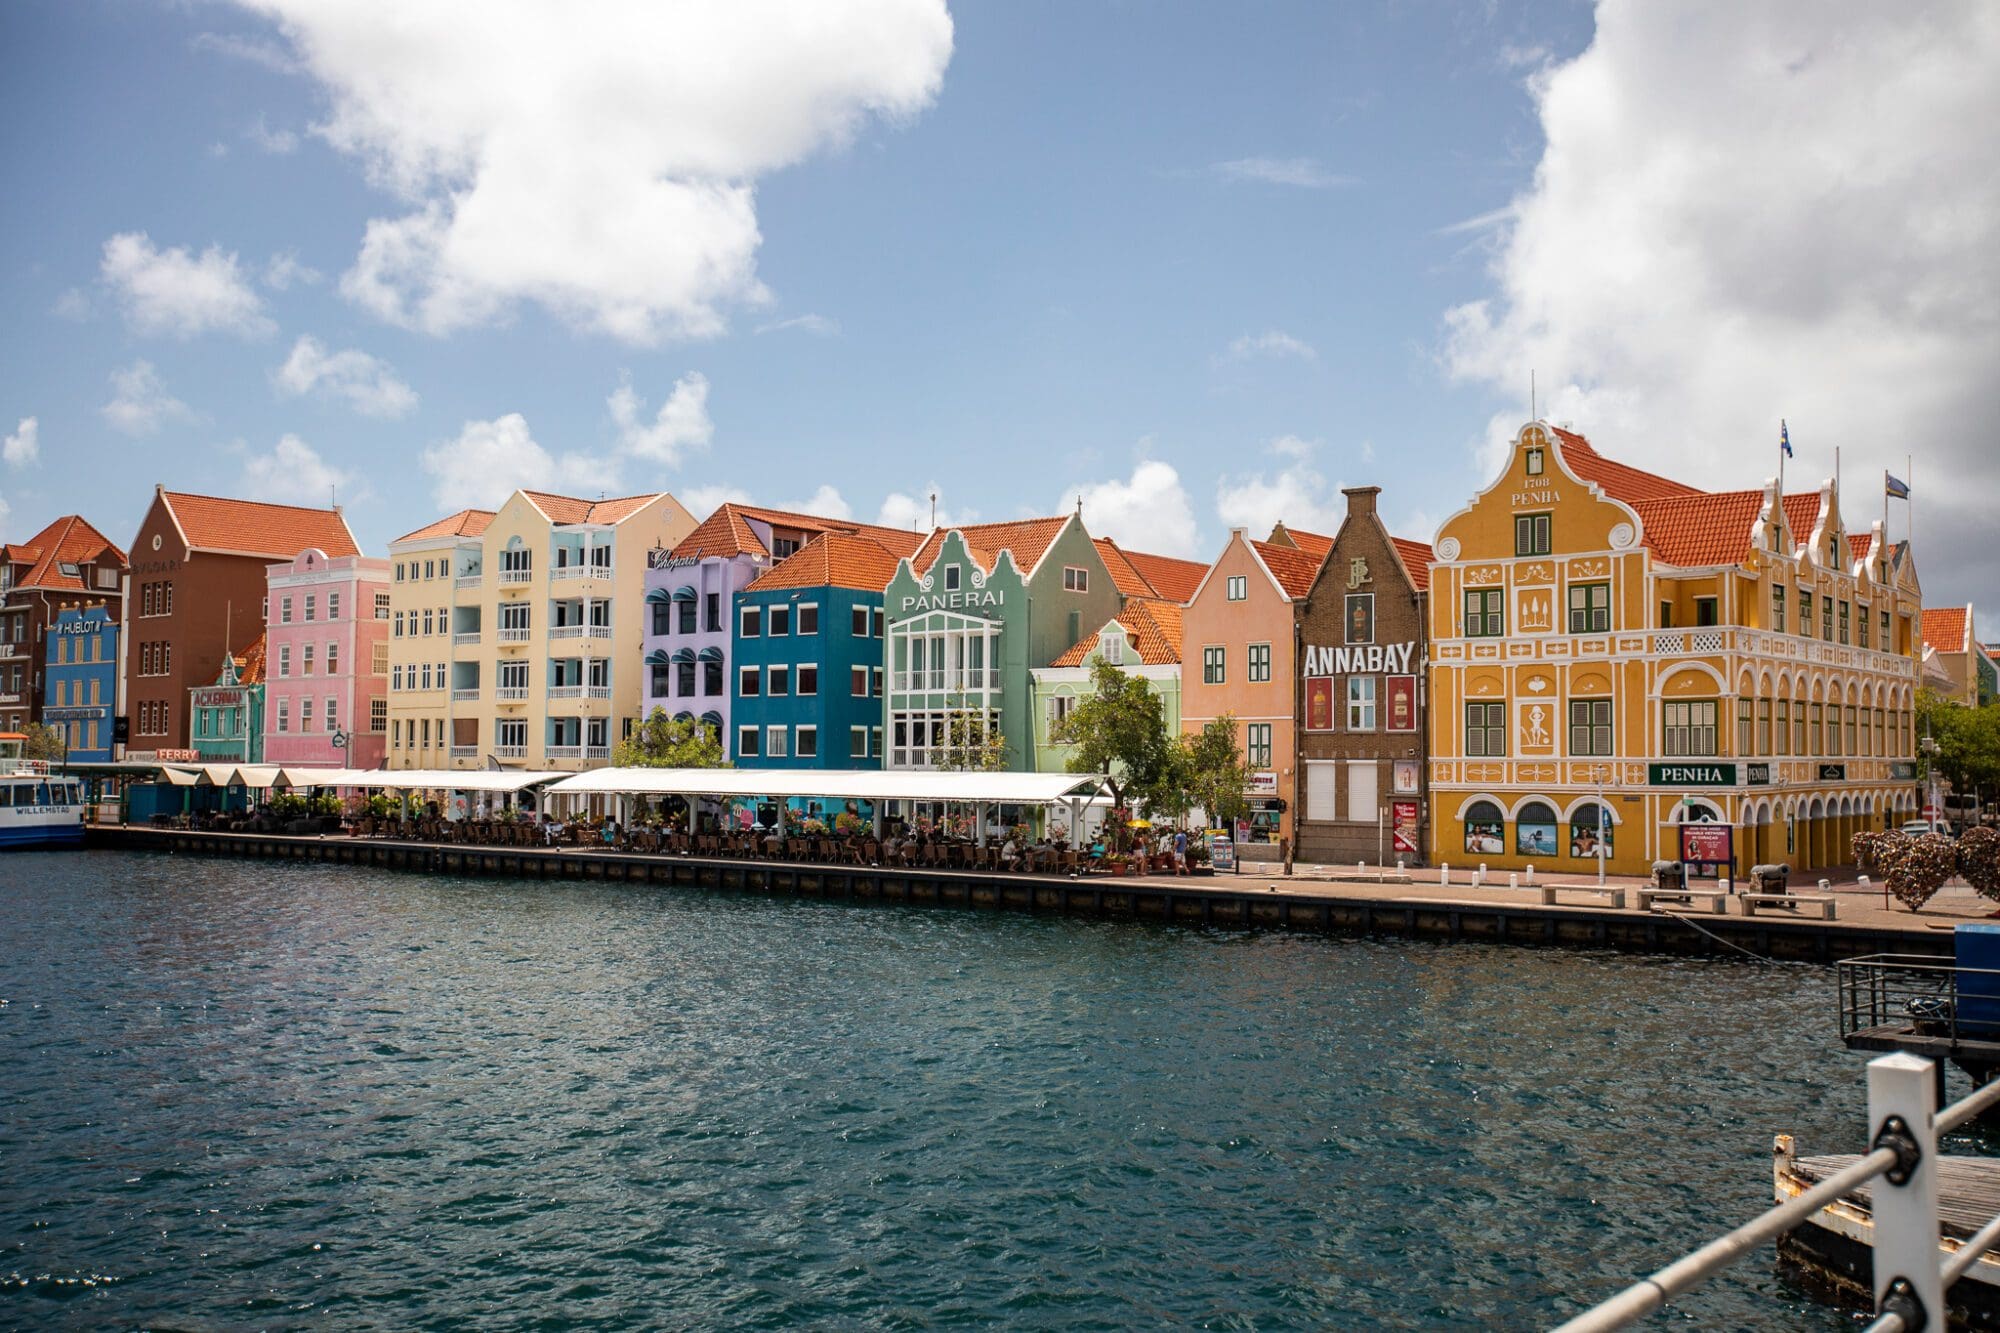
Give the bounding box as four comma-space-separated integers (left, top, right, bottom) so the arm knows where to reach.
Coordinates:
1648, 763, 1738, 786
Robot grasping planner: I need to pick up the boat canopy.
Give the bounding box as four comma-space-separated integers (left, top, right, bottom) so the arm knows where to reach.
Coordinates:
543, 767, 1108, 805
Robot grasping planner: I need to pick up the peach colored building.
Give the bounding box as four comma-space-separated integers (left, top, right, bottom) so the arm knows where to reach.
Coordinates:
263, 547, 391, 769
1180, 525, 1328, 848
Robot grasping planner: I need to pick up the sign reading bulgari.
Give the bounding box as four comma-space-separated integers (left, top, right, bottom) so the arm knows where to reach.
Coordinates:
1302, 642, 1417, 676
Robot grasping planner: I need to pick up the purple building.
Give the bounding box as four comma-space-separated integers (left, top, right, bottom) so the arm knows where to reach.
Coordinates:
642, 504, 922, 754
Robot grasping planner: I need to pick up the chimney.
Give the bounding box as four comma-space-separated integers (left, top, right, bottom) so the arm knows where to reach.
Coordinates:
1342, 485, 1381, 518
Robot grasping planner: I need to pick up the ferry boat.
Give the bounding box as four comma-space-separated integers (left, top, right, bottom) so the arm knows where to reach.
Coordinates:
0, 761, 88, 849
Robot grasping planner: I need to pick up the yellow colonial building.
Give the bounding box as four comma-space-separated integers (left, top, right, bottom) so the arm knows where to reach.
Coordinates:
386, 490, 696, 771
1427, 422, 1923, 880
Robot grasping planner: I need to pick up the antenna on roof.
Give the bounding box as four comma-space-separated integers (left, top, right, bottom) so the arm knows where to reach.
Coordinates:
1530, 369, 1537, 422
930, 491, 937, 529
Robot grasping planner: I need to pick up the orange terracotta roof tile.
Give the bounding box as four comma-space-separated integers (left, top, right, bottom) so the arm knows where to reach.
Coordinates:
234, 632, 267, 685
1093, 538, 1158, 597
745, 530, 906, 594
1283, 527, 1335, 562
670, 502, 923, 563
1630, 490, 1765, 567
7, 515, 126, 592
1552, 426, 1704, 504
163, 490, 359, 559
1923, 606, 1971, 654
910, 517, 1071, 578
1250, 538, 1324, 599
1051, 599, 1185, 667
1389, 536, 1434, 593
1123, 548, 1208, 603
519, 490, 666, 526
394, 508, 495, 543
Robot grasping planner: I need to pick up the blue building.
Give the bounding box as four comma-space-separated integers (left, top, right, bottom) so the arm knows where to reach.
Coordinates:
730, 532, 895, 769
41, 604, 118, 762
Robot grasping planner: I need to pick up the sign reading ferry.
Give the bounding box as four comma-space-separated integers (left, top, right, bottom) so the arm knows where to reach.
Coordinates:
1648, 763, 1738, 786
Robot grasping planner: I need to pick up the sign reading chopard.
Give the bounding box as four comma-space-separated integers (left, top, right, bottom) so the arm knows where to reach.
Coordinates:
1648, 763, 1738, 786
900, 588, 1005, 612
1302, 642, 1417, 676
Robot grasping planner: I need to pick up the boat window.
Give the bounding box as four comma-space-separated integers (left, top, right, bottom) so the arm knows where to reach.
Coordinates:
33, 783, 51, 805
0, 785, 11, 806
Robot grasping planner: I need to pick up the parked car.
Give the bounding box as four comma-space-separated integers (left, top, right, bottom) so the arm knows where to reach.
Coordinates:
1900, 818, 1954, 838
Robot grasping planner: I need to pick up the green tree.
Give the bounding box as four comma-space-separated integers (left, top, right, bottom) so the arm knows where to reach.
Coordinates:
1918, 690, 2000, 808
1049, 660, 1171, 814
936, 707, 1010, 771
613, 709, 730, 769
20, 722, 66, 762
1177, 714, 1250, 832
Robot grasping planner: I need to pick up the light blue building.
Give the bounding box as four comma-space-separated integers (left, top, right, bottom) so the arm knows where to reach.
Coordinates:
41, 604, 118, 762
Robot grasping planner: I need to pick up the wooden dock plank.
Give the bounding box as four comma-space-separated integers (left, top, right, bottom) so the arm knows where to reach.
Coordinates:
1797, 1153, 2000, 1239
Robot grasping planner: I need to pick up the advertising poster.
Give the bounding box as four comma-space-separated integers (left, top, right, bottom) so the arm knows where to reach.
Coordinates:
1208, 831, 1235, 872
1569, 814, 1612, 860
1345, 593, 1374, 645
1385, 674, 1416, 732
1392, 801, 1420, 854
1393, 759, 1420, 795
1304, 675, 1335, 731
1679, 823, 1734, 870
1515, 818, 1558, 858
1464, 818, 1504, 855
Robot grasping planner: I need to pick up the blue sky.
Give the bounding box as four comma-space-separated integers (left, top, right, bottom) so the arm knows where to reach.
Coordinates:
2, 1, 1994, 614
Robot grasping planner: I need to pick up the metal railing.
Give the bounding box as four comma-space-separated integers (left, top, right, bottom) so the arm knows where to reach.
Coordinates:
1839, 954, 2000, 1051
1557, 1052, 2000, 1333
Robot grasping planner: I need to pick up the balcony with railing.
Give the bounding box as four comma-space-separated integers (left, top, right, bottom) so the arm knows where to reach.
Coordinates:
546, 744, 582, 760
449, 745, 477, 760
547, 685, 585, 700
551, 563, 612, 582
453, 631, 480, 646
497, 627, 531, 644
891, 668, 992, 693
455, 571, 482, 589
583, 745, 610, 761
494, 744, 526, 760
451, 687, 479, 703
495, 686, 530, 703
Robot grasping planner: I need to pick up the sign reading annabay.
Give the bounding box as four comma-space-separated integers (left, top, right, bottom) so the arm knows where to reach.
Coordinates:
1302, 642, 1417, 676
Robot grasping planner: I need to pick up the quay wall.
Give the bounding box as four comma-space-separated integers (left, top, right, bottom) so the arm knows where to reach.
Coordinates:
85, 826, 1946, 963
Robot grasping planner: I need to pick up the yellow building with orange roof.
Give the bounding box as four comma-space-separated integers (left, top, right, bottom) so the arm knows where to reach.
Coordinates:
1427, 421, 1922, 880
386, 488, 695, 771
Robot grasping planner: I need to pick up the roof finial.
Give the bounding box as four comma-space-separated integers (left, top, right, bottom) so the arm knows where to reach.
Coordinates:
1075, 491, 1082, 520
930, 490, 937, 529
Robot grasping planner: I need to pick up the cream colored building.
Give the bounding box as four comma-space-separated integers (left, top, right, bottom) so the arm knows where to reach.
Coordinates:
386, 490, 695, 771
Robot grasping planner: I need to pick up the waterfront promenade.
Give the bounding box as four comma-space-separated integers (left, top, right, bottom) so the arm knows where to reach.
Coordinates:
94, 825, 1963, 961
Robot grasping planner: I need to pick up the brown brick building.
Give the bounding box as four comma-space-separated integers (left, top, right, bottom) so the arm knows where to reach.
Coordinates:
125, 487, 358, 755
1294, 487, 1433, 865
0, 515, 127, 732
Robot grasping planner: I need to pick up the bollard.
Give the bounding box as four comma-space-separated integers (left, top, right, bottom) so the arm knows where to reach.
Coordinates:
1719, 875, 1732, 895
1439, 862, 1450, 885
1819, 878, 1832, 892
1396, 857, 1405, 872
1475, 863, 1487, 887
1524, 864, 1535, 885
1858, 874, 1871, 889
1508, 872, 1518, 890
1357, 861, 1365, 876
1867, 1053, 1943, 1329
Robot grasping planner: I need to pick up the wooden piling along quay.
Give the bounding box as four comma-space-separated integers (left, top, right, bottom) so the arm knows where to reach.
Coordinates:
87, 826, 1947, 962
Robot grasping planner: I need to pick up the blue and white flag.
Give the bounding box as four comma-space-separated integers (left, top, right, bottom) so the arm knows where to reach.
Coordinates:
1886, 472, 1911, 499
1780, 420, 1793, 458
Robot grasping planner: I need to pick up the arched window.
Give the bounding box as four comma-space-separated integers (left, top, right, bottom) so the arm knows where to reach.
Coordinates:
1514, 801, 1558, 857
1464, 799, 1504, 855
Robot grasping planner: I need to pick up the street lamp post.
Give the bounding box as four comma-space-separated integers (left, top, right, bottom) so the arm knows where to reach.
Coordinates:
1595, 763, 1609, 886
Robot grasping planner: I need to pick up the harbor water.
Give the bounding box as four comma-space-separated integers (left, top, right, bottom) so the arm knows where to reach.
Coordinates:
4, 850, 1870, 1328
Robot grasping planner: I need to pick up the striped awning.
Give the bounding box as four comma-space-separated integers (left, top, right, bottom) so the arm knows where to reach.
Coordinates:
697, 646, 724, 662
671, 584, 698, 601
671, 647, 696, 664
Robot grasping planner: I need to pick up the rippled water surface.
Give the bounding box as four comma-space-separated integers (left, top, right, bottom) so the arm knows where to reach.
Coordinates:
2, 850, 1885, 1328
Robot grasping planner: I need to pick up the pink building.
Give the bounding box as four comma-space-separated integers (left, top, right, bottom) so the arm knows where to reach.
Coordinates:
262, 547, 391, 768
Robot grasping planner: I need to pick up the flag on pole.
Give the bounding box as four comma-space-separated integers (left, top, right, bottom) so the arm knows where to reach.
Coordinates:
1780, 420, 1793, 458
1886, 472, 1910, 499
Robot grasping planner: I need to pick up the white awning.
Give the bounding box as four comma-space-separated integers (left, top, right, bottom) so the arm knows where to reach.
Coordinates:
542, 767, 1108, 805
161, 763, 286, 788
310, 768, 565, 793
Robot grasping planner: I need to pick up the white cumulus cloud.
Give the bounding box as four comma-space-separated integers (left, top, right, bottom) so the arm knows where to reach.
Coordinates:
3, 418, 38, 469
263, 251, 321, 291
232, 0, 954, 343
1210, 157, 1355, 189
1058, 460, 1200, 558
1215, 435, 1349, 538
1442, 1, 2000, 604
101, 361, 197, 436
420, 414, 618, 512
99, 232, 274, 339
274, 335, 418, 418
241, 434, 356, 507
608, 371, 713, 467
1222, 329, 1317, 363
